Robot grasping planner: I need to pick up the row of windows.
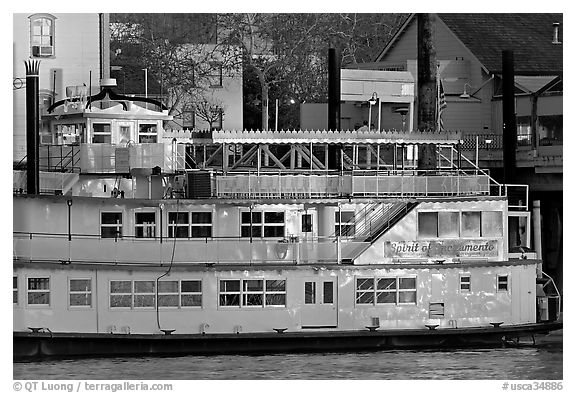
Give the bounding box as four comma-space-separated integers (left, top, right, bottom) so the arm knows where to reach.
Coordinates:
14, 275, 511, 308
101, 210, 288, 239
417, 211, 503, 239
92, 123, 158, 144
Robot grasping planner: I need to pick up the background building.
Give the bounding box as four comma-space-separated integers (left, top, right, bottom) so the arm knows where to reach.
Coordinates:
12, 13, 110, 161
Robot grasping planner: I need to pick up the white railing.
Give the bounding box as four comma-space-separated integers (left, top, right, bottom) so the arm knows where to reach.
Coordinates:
214, 170, 490, 199
13, 232, 371, 266
78, 143, 186, 173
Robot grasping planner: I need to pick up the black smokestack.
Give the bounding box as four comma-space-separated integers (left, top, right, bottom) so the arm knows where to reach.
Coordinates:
327, 47, 341, 169
25, 59, 40, 195
502, 50, 517, 184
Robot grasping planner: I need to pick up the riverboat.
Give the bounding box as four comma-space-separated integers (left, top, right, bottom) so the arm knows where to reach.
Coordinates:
13, 77, 562, 360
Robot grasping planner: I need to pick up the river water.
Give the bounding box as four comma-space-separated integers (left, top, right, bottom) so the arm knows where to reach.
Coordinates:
13, 336, 562, 380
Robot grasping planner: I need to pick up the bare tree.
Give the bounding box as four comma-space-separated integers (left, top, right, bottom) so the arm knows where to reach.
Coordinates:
194, 98, 226, 130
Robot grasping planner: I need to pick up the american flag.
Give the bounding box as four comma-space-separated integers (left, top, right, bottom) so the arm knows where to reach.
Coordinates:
437, 78, 447, 131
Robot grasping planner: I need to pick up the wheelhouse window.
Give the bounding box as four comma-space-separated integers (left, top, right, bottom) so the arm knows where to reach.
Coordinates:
355, 277, 416, 306
101, 212, 123, 238
92, 123, 112, 143
69, 279, 92, 307
27, 277, 50, 306
241, 211, 285, 238
135, 212, 156, 238
138, 124, 157, 143
219, 279, 286, 308
335, 211, 355, 236
30, 14, 55, 57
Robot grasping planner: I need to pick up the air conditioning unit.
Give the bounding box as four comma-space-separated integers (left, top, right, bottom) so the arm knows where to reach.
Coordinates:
32, 45, 54, 57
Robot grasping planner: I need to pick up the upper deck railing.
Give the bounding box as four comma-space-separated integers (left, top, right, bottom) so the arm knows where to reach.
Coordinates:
214, 169, 491, 199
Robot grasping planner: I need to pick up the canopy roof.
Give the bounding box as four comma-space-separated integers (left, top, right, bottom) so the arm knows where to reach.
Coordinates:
212, 130, 462, 145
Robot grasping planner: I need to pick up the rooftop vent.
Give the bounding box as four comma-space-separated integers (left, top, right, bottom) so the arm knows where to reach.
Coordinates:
552, 22, 561, 44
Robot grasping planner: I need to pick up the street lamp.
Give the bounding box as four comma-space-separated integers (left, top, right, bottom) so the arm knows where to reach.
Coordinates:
459, 75, 495, 99
368, 92, 378, 131
460, 83, 473, 99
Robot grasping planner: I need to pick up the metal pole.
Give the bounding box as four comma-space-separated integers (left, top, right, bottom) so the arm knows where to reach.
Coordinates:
275, 99, 279, 131
25, 59, 40, 195
143, 68, 148, 109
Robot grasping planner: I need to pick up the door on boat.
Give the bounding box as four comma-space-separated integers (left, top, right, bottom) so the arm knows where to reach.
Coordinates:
301, 276, 338, 328
115, 121, 136, 145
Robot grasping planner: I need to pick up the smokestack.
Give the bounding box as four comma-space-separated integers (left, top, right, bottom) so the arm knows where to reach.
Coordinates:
502, 50, 517, 184
552, 22, 561, 44
25, 59, 41, 195
327, 47, 341, 169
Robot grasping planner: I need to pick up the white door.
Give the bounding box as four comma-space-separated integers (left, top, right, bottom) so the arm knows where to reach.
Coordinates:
115, 121, 136, 145
301, 276, 338, 328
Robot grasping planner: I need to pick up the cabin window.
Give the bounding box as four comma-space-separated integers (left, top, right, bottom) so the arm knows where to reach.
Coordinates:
158, 280, 203, 308
181, 280, 203, 307
508, 215, 529, 251
497, 275, 509, 292
30, 14, 55, 57
355, 277, 416, 306
92, 123, 112, 143
460, 275, 471, 292
168, 212, 189, 238
304, 281, 316, 304
301, 214, 313, 233
418, 212, 459, 238
101, 212, 123, 238
69, 278, 92, 307
135, 212, 156, 238
462, 211, 503, 238
134, 281, 155, 308
323, 282, 334, 304
241, 211, 285, 238
158, 281, 179, 308
219, 279, 286, 308
418, 212, 438, 237
27, 277, 50, 306
219, 280, 241, 306
168, 212, 212, 238
138, 124, 157, 143
13, 276, 18, 305
110, 281, 132, 308
481, 211, 503, 237
191, 212, 213, 238
335, 211, 355, 236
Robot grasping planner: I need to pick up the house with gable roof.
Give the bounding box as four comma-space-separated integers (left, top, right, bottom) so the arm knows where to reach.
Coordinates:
366, 13, 562, 294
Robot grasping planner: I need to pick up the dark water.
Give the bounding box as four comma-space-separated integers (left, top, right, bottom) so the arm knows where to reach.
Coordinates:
13, 341, 562, 380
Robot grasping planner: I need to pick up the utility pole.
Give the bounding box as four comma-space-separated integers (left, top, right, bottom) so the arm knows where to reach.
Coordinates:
417, 13, 439, 170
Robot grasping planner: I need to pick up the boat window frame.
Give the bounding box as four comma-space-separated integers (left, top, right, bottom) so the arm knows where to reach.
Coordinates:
26, 276, 51, 308
334, 210, 356, 237
240, 209, 285, 239
100, 210, 124, 239
91, 122, 112, 144
355, 276, 417, 307
459, 274, 471, 293
497, 274, 509, 292
218, 278, 287, 309
461, 210, 504, 239
134, 209, 157, 239
29, 13, 56, 58
13, 275, 19, 306
68, 277, 93, 309
417, 210, 460, 239
138, 123, 158, 143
